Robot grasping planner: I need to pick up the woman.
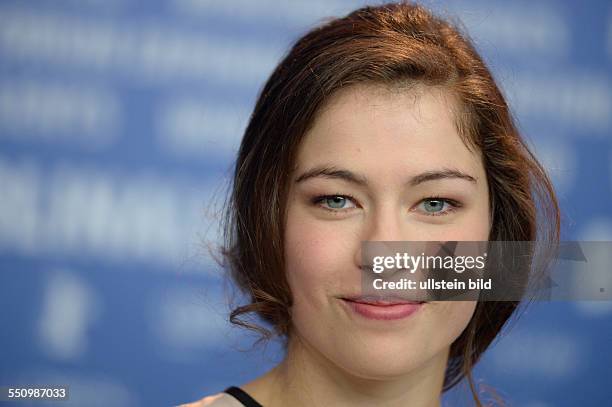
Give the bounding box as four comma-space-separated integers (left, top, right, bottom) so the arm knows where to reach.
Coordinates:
183, 1, 560, 406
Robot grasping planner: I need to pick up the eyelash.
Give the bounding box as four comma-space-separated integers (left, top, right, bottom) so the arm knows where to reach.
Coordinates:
311, 194, 461, 217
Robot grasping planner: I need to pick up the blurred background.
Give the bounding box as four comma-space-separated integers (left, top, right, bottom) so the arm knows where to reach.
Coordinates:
0, 0, 611, 406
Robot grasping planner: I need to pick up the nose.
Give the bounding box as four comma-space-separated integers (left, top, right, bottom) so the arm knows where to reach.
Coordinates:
353, 203, 409, 269
364, 204, 405, 242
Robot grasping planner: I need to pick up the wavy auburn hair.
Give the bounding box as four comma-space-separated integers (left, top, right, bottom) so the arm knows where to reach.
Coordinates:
219, 1, 560, 405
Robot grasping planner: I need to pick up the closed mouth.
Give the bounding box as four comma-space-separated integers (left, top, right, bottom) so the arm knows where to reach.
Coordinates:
341, 296, 427, 306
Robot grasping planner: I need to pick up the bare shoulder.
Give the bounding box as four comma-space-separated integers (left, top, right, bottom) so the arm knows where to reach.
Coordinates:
178, 392, 244, 407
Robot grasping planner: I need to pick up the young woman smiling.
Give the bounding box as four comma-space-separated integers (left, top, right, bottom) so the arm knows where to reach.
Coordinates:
182, 2, 560, 406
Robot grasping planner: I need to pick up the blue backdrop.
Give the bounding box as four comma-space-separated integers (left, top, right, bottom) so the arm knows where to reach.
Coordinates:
1, 1, 611, 406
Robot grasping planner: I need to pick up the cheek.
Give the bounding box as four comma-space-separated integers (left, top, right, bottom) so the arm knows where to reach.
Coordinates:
434, 301, 477, 343
286, 219, 334, 279
283, 206, 358, 312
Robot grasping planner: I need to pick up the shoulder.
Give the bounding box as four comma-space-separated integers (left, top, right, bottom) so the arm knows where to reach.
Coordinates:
178, 392, 244, 407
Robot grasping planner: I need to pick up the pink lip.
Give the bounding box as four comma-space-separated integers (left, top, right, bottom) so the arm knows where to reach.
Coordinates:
341, 297, 425, 320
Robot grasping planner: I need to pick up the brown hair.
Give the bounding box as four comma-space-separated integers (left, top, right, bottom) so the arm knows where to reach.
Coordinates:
219, 1, 560, 405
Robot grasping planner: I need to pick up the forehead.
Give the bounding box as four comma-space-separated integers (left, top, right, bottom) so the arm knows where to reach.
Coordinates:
293, 83, 482, 178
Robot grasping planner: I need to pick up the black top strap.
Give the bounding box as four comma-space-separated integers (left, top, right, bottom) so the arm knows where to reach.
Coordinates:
224, 386, 264, 407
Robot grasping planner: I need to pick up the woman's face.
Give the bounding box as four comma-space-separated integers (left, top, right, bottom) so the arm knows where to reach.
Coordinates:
283, 83, 491, 379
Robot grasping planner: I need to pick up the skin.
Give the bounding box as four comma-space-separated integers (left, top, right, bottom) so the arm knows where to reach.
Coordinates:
239, 83, 492, 407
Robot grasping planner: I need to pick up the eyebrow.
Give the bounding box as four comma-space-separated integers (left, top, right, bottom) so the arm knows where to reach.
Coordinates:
294, 165, 477, 187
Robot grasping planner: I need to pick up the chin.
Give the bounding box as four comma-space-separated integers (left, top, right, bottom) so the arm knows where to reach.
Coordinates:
342, 357, 428, 381
330, 340, 437, 381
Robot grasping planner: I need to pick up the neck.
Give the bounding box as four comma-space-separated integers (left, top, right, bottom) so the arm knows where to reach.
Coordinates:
246, 334, 448, 407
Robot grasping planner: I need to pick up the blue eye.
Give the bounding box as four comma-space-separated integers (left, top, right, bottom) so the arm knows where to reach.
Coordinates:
416, 198, 458, 216
313, 194, 358, 211
326, 196, 348, 209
